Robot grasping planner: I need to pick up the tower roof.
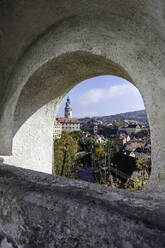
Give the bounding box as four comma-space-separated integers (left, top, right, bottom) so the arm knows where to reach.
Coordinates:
65, 96, 72, 118
65, 96, 71, 107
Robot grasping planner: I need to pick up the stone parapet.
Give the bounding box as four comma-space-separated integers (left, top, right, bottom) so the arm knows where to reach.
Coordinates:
0, 164, 165, 248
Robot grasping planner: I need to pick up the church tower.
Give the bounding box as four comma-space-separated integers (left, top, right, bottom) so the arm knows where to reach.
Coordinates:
65, 96, 72, 118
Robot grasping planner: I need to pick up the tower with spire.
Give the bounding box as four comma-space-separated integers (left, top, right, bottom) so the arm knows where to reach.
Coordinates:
65, 96, 72, 118
54, 96, 80, 139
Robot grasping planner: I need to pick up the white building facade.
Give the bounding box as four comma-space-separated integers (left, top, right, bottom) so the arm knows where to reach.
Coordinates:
57, 118, 80, 132
53, 120, 62, 139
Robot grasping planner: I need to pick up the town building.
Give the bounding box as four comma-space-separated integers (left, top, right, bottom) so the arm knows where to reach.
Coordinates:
115, 133, 130, 151
93, 121, 98, 134
125, 124, 142, 136
54, 97, 80, 138
53, 120, 62, 139
57, 118, 80, 132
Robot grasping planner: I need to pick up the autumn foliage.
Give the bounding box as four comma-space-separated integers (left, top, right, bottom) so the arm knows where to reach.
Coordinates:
54, 132, 79, 178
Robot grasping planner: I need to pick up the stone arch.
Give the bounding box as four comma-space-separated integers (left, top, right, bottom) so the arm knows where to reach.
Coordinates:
0, 14, 164, 189
9, 51, 136, 174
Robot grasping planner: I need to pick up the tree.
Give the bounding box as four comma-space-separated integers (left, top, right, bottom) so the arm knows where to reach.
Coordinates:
70, 130, 83, 142
106, 140, 119, 159
98, 126, 118, 138
94, 145, 105, 159
80, 120, 93, 133
113, 120, 122, 128
83, 137, 96, 152
54, 132, 79, 178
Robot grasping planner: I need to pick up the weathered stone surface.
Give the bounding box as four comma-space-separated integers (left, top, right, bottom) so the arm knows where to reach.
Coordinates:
0, 0, 164, 190
0, 1, 165, 247
0, 164, 165, 248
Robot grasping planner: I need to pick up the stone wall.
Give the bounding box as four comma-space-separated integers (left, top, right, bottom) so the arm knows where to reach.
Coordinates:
0, 164, 165, 248
0, 0, 165, 190
0, 2, 165, 247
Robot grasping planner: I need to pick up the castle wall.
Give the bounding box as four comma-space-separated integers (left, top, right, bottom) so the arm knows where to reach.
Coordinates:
0, 0, 164, 191
0, 164, 165, 248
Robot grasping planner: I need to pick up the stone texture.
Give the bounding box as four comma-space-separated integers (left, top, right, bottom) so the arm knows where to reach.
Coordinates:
0, 164, 165, 248
0, 0, 164, 190
0, 0, 164, 223
0, 1, 165, 247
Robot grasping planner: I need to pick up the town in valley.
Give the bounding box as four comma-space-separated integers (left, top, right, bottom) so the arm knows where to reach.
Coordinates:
53, 97, 151, 190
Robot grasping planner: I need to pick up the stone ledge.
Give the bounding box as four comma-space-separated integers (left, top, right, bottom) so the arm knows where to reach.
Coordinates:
0, 164, 165, 248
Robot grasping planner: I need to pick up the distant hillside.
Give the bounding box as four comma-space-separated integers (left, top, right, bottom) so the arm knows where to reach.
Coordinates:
79, 110, 147, 122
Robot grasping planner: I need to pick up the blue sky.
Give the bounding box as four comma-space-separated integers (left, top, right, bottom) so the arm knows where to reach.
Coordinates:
57, 75, 145, 118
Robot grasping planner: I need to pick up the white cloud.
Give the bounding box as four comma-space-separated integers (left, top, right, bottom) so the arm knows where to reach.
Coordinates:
80, 88, 105, 106
78, 111, 110, 118
80, 83, 140, 106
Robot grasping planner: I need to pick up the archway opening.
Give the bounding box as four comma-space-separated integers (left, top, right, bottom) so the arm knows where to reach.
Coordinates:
54, 75, 151, 190
0, 51, 153, 189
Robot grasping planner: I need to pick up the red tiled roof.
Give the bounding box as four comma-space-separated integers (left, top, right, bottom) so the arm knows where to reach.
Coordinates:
56, 118, 79, 123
